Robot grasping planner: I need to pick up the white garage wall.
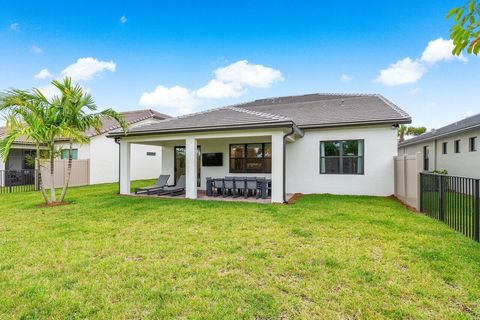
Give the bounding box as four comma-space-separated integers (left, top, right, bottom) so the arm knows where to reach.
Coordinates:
286, 125, 398, 196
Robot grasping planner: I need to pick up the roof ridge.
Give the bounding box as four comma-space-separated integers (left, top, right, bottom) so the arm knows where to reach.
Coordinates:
229, 92, 377, 108
374, 94, 411, 119
227, 106, 290, 121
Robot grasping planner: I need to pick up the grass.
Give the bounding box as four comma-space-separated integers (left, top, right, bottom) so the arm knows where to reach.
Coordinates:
0, 181, 479, 319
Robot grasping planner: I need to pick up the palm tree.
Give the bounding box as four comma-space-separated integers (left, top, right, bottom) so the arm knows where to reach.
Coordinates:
398, 124, 409, 143
51, 77, 126, 202
398, 125, 427, 142
0, 88, 74, 203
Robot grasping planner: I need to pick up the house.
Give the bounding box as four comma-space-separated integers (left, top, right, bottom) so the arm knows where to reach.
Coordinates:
0, 109, 171, 184
398, 113, 480, 178
108, 93, 411, 203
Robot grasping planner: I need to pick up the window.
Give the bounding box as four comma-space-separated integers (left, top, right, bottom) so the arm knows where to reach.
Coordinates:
442, 142, 447, 154
229, 143, 271, 173
61, 149, 78, 160
146, 152, 156, 156
469, 137, 477, 152
320, 140, 364, 174
454, 140, 461, 153
423, 146, 429, 171
23, 150, 36, 170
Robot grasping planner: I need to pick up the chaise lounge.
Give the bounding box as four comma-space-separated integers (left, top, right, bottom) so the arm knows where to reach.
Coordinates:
155, 175, 186, 197
134, 174, 171, 195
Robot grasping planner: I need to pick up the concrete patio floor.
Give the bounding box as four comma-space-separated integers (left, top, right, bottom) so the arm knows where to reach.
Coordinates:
130, 190, 296, 204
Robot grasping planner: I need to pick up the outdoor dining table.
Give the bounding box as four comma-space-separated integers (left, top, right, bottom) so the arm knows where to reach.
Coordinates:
206, 177, 271, 199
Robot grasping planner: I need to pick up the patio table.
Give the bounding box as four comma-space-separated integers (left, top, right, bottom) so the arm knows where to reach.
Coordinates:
206, 177, 271, 198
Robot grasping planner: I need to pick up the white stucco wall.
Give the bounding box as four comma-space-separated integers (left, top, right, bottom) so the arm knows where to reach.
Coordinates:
89, 135, 162, 184
400, 129, 480, 178
436, 129, 480, 178
157, 125, 397, 196
286, 125, 398, 196
399, 128, 480, 178
197, 136, 273, 189
54, 118, 163, 184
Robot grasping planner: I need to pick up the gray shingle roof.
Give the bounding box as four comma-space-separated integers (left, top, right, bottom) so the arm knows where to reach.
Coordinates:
238, 94, 410, 127
112, 93, 410, 136
122, 106, 294, 135
0, 109, 170, 143
399, 113, 480, 146
84, 109, 170, 137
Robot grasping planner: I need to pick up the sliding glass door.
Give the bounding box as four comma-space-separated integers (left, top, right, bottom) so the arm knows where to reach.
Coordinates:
174, 146, 201, 187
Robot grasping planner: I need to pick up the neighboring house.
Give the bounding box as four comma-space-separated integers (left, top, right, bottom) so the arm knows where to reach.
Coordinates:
0, 109, 171, 184
398, 113, 480, 178
108, 93, 411, 203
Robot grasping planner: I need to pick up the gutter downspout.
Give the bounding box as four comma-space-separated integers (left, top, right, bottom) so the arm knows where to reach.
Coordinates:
283, 126, 303, 203
114, 138, 120, 194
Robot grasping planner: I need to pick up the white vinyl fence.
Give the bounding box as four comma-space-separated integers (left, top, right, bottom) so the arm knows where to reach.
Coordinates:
394, 152, 422, 210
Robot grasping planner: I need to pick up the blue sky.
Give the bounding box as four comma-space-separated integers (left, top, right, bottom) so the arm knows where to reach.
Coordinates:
1, 0, 479, 129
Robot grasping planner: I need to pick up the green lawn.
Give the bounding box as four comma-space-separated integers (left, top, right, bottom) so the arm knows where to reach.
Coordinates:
1, 182, 479, 319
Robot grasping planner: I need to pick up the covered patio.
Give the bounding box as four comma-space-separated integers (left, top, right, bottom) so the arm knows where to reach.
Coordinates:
116, 128, 300, 203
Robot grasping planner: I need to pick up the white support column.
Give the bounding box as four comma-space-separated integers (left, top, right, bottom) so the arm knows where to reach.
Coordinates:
271, 131, 285, 203
185, 137, 198, 199
119, 140, 131, 195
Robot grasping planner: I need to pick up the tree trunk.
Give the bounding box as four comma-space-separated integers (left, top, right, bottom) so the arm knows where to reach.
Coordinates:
49, 147, 56, 203
36, 146, 49, 204
59, 140, 73, 202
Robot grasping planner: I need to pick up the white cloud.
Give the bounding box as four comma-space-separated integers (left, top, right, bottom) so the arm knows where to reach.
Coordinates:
421, 38, 467, 64
376, 38, 469, 87
34, 68, 53, 79
120, 15, 128, 24
32, 45, 42, 54
375, 57, 426, 86
139, 85, 199, 114
408, 87, 421, 96
214, 60, 283, 88
60, 57, 116, 82
9, 22, 20, 32
196, 79, 245, 99
139, 60, 283, 114
340, 74, 352, 82
38, 84, 57, 100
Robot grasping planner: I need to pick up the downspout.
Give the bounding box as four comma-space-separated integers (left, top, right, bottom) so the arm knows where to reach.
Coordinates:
115, 138, 120, 194
283, 127, 296, 203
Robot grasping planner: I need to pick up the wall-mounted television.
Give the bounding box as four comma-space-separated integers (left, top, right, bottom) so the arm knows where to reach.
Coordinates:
202, 153, 223, 166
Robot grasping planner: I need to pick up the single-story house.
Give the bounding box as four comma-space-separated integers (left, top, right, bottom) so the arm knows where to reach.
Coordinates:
0, 109, 170, 184
398, 113, 480, 178
108, 93, 411, 203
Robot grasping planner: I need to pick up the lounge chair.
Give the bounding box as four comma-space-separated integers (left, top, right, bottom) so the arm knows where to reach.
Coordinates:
156, 175, 186, 196
135, 174, 170, 194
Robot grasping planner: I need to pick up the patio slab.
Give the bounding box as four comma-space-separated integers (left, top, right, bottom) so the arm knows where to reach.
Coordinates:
130, 190, 296, 204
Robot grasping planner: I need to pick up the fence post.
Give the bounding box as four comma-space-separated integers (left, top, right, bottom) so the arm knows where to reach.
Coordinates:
439, 175, 445, 221
474, 179, 479, 242
419, 173, 423, 212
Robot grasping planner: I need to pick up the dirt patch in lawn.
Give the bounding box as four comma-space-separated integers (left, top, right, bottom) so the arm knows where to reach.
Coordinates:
287, 193, 303, 204
37, 201, 72, 208
390, 195, 418, 212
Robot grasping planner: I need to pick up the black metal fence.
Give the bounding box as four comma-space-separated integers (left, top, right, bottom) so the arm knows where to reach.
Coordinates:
0, 170, 38, 194
420, 173, 480, 242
